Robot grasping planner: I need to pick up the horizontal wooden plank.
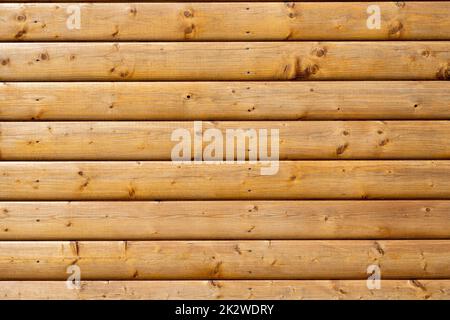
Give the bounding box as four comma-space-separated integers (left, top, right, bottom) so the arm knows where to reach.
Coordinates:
1, 201, 449, 240
2, 82, 450, 121
0, 240, 449, 280
1, 121, 450, 160
1, 161, 450, 200
1, 280, 449, 300
2, 3, 449, 41
1, 42, 450, 81
2, 0, 441, 2
0, 0, 442, 2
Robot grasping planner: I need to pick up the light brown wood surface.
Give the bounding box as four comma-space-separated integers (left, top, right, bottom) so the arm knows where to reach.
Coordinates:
1, 121, 450, 160
0, 0, 447, 3
1, 201, 449, 240
1, 280, 449, 300
0, 240, 449, 280
2, 2, 450, 41
1, 42, 450, 81
0, 161, 450, 200
1, 0, 449, 301
2, 82, 450, 121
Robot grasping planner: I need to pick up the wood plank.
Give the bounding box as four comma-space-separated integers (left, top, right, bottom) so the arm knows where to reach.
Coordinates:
1, 161, 450, 200
2, 82, 450, 121
1, 280, 449, 300
1, 42, 450, 81
2, 3, 450, 41
1, 121, 450, 160
2, 0, 441, 2
1, 201, 449, 240
0, 240, 448, 280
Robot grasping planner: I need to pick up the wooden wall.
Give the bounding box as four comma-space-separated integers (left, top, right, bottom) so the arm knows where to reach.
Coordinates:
0, 1, 449, 300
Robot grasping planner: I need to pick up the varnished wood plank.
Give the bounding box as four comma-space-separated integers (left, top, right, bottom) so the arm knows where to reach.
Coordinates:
0, 161, 449, 200
2, 0, 441, 2
1, 42, 450, 81
1, 121, 450, 160
1, 280, 449, 300
2, 2, 449, 41
1, 201, 449, 240
0, 240, 448, 280
2, 82, 450, 121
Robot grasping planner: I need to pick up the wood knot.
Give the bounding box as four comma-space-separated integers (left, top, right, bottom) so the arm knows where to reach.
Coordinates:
16, 14, 26, 22
388, 21, 403, 36
410, 280, 426, 291
285, 2, 295, 9
374, 241, 385, 255
313, 47, 327, 58
129, 7, 137, 16
308, 64, 319, 74
421, 50, 431, 58
1, 58, 10, 66
40, 52, 49, 61
183, 10, 193, 18
111, 27, 119, 37
209, 280, 222, 288
297, 64, 319, 79
285, 2, 297, 19
184, 24, 195, 35
213, 261, 223, 275
436, 66, 450, 80
15, 28, 27, 39
336, 143, 349, 156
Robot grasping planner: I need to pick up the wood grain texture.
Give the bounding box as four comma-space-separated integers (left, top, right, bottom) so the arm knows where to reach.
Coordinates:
1, 201, 449, 240
2, 2, 450, 41
0, 240, 449, 280
1, 42, 450, 81
0, 161, 450, 200
1, 280, 449, 300
2, 82, 450, 121
0, 1, 449, 301
1, 121, 450, 160
0, 0, 445, 2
